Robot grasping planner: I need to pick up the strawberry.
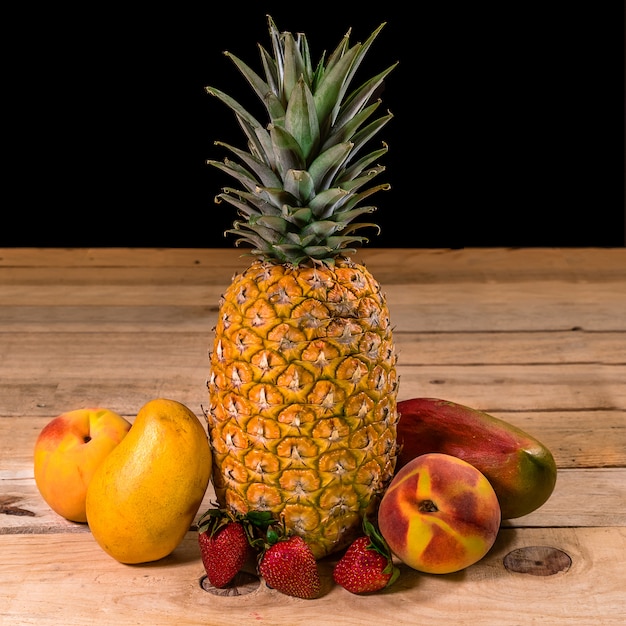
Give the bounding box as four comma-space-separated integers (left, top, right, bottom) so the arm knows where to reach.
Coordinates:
258, 524, 321, 599
197, 507, 272, 588
333, 516, 400, 594
198, 510, 250, 588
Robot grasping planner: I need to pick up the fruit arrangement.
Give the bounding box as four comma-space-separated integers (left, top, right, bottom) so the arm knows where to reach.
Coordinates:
34, 399, 212, 564
195, 15, 557, 598
32, 14, 559, 602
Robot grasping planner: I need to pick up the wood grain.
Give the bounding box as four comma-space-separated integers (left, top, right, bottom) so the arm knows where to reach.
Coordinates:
1, 248, 625, 625
1, 528, 624, 626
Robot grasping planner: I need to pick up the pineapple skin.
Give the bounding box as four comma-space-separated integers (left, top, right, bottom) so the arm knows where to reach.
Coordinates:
207, 256, 399, 559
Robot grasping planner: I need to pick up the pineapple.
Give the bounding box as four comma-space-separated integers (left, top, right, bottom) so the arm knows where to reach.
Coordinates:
205, 15, 399, 559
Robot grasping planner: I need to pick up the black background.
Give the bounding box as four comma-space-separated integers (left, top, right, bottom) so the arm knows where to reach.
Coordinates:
4, 4, 624, 247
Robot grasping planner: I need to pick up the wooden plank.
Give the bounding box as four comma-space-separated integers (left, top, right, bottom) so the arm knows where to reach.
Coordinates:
5, 404, 625, 472
2, 300, 626, 335
0, 306, 219, 331
0, 266, 234, 287
502, 467, 626, 527
397, 363, 626, 409
0, 247, 252, 270
3, 385, 625, 470
385, 283, 626, 332
1, 328, 624, 464
2, 282, 625, 331
3, 466, 625, 535
489, 410, 626, 469
2, 247, 626, 283
3, 400, 625, 533
0, 481, 212, 535
4, 361, 621, 416
359, 247, 626, 283
3, 330, 625, 372
1, 359, 624, 423
395, 330, 626, 365
0, 527, 624, 626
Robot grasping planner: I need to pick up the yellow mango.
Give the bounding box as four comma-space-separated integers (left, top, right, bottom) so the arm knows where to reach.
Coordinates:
85, 398, 212, 564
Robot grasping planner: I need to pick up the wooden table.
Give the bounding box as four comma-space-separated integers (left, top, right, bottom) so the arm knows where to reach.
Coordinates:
1, 247, 625, 625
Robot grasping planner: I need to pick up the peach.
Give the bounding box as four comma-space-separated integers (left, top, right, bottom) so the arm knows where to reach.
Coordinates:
378, 453, 501, 574
34, 408, 132, 522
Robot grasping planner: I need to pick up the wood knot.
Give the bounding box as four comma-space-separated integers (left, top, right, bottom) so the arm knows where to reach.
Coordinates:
503, 546, 572, 576
200, 570, 261, 596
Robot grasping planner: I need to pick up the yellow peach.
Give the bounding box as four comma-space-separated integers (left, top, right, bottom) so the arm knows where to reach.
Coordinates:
33, 408, 132, 522
378, 453, 501, 574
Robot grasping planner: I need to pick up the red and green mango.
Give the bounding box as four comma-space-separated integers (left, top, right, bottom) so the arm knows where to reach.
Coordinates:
395, 398, 557, 519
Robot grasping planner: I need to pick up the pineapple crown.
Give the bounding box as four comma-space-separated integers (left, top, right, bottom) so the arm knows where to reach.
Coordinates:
206, 15, 397, 266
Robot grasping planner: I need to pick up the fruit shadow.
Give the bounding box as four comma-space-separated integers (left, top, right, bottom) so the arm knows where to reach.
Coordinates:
365, 528, 521, 594
114, 532, 207, 569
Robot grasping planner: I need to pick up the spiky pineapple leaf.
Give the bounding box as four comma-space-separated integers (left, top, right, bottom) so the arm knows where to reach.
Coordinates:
283, 169, 315, 204
321, 100, 382, 153
284, 78, 320, 162
338, 165, 387, 194
206, 88, 275, 166
281, 205, 313, 228
208, 158, 261, 194
323, 22, 388, 126
268, 123, 305, 177
335, 62, 398, 130
282, 31, 307, 101
213, 141, 282, 189
308, 187, 350, 218
214, 191, 263, 219
254, 186, 298, 210
223, 51, 285, 123
307, 142, 353, 191
313, 44, 361, 128
336, 146, 388, 184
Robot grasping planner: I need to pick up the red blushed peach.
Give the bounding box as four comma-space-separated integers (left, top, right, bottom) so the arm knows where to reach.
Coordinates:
34, 408, 132, 522
378, 453, 501, 574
